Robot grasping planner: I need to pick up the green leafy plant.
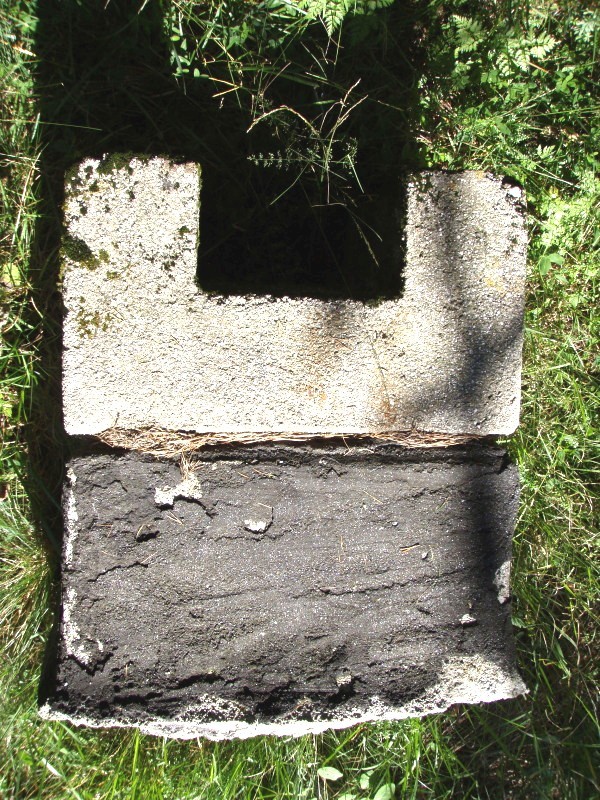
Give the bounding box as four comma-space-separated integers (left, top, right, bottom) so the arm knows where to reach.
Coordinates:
295, 0, 394, 35
247, 80, 364, 202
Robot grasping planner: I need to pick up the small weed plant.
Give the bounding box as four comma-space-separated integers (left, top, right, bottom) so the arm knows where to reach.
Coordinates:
0, 0, 598, 798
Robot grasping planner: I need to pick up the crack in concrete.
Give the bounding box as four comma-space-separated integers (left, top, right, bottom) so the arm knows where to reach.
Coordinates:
88, 561, 150, 583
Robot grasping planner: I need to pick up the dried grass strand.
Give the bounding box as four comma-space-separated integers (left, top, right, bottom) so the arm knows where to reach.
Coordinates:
95, 427, 485, 459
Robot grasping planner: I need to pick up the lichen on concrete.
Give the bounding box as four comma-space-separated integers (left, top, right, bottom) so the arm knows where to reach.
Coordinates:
61, 157, 527, 437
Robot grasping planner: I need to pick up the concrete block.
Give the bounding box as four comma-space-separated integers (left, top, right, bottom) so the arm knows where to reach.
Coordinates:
62, 157, 526, 437
40, 444, 526, 739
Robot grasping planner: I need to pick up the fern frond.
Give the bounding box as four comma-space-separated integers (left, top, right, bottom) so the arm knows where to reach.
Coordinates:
451, 14, 486, 54
296, 0, 350, 35
529, 33, 557, 60
296, 0, 391, 35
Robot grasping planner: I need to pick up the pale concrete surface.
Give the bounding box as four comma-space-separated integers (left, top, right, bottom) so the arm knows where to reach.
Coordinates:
61, 157, 526, 436
40, 444, 526, 739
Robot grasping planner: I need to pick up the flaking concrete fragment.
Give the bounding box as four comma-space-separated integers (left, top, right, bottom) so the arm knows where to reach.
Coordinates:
494, 560, 512, 604
154, 475, 203, 508
243, 503, 273, 534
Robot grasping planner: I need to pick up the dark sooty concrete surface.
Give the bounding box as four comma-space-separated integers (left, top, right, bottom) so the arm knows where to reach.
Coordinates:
42, 444, 526, 738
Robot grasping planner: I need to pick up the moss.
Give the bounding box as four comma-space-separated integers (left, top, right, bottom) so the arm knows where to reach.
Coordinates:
98, 249, 109, 263
64, 162, 83, 188
97, 153, 134, 175
64, 163, 79, 181
65, 161, 99, 191
89, 180, 99, 192
75, 309, 113, 338
106, 271, 120, 280
62, 235, 101, 270
364, 297, 388, 308
178, 226, 190, 236
96, 152, 154, 176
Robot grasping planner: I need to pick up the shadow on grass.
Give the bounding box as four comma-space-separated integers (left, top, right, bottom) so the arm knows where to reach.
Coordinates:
32, 1, 431, 303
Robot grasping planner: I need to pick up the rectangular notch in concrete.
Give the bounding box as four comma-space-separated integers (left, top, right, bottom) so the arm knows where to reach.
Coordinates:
40, 444, 525, 740
61, 156, 526, 437
198, 171, 405, 301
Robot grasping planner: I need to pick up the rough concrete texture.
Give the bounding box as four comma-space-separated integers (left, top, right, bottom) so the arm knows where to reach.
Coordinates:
61, 157, 527, 437
41, 444, 526, 739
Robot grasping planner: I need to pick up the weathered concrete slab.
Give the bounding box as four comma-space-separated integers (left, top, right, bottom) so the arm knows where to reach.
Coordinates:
41, 444, 526, 739
61, 157, 526, 437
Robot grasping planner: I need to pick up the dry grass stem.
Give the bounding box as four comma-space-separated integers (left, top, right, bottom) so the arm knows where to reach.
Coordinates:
96, 427, 483, 459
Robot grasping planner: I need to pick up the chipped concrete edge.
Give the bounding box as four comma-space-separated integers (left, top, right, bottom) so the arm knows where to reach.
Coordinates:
61, 467, 93, 667
40, 654, 527, 741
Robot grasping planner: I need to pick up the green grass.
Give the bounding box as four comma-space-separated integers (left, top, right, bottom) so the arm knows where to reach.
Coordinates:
1, 0, 598, 797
